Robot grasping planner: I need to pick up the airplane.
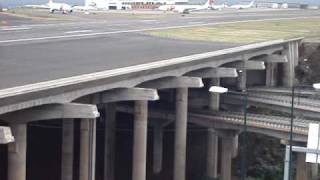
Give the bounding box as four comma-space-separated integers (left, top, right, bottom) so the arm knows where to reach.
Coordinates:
158, 0, 214, 13
25, 0, 73, 14
229, 1, 255, 9
211, 3, 228, 10
48, 0, 73, 13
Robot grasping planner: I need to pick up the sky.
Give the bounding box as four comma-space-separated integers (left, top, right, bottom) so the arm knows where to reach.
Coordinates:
1, 0, 319, 8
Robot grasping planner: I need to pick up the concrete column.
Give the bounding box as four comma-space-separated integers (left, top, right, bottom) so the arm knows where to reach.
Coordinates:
80, 119, 96, 180
174, 88, 188, 180
221, 133, 234, 180
296, 153, 307, 180
309, 163, 318, 180
265, 63, 277, 87
206, 78, 219, 179
206, 129, 219, 179
209, 78, 220, 111
237, 70, 247, 91
8, 123, 27, 180
61, 120, 74, 180
153, 124, 163, 174
283, 41, 299, 87
232, 134, 239, 158
104, 103, 116, 180
132, 100, 148, 180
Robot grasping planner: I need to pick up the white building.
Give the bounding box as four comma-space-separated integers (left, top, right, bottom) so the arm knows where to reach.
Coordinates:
85, 0, 188, 10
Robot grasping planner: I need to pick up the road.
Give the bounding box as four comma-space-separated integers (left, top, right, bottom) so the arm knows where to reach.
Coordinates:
0, 9, 319, 90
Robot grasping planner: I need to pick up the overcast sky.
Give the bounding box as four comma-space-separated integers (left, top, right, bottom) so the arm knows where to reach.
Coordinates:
1, 0, 319, 7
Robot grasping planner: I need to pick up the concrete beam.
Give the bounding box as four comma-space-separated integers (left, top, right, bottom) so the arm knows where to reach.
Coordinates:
260, 54, 288, 63
1, 103, 99, 123
185, 68, 238, 78
139, 76, 203, 89
225, 61, 265, 70
0, 126, 14, 144
92, 88, 159, 104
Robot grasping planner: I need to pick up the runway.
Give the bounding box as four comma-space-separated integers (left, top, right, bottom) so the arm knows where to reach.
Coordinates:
0, 9, 319, 90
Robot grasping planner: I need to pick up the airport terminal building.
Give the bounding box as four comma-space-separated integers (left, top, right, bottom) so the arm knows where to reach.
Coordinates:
92, 0, 188, 9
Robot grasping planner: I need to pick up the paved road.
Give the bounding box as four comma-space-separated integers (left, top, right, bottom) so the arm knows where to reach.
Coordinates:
0, 9, 319, 90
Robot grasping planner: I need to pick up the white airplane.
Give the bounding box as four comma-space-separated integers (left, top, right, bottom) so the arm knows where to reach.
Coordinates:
158, 0, 214, 13
26, 0, 73, 14
48, 0, 73, 13
229, 1, 255, 9
211, 3, 228, 10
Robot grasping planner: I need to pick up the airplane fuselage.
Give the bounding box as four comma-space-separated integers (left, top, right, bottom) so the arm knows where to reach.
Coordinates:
49, 2, 73, 13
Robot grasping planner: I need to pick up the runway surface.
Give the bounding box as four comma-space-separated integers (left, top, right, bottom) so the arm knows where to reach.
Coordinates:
0, 9, 319, 90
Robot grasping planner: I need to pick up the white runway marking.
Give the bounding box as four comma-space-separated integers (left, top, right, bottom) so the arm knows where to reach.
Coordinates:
0, 16, 318, 44
0, 27, 32, 31
140, 20, 158, 22
187, 21, 205, 24
64, 30, 93, 34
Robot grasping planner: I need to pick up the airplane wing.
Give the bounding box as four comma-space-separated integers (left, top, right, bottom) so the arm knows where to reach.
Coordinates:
25, 4, 50, 9
181, 6, 208, 13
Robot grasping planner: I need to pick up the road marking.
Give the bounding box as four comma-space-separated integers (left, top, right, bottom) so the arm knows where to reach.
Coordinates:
0, 27, 32, 31
64, 30, 93, 34
140, 20, 158, 22
187, 21, 205, 24
0, 16, 317, 44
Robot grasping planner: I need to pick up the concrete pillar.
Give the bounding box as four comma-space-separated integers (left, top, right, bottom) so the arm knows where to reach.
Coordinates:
206, 129, 219, 179
206, 78, 219, 179
309, 163, 318, 180
61, 120, 74, 180
237, 70, 247, 91
209, 78, 220, 111
79, 119, 96, 180
296, 153, 307, 180
265, 63, 277, 87
221, 133, 234, 180
173, 88, 188, 180
104, 103, 116, 180
283, 41, 299, 87
8, 123, 27, 180
153, 124, 163, 174
232, 134, 239, 158
132, 100, 148, 180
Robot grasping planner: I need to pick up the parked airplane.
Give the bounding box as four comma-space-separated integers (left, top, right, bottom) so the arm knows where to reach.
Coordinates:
26, 0, 73, 14
229, 1, 255, 9
158, 0, 214, 13
211, 3, 228, 10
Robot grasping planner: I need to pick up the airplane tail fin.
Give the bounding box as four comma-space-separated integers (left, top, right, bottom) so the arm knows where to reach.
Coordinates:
205, 0, 214, 7
249, 1, 255, 7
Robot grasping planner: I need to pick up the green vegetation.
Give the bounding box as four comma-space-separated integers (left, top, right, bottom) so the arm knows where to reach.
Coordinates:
2, 8, 73, 21
146, 18, 320, 43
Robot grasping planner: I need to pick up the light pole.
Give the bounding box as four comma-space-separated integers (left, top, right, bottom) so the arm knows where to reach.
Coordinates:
288, 83, 320, 180
209, 86, 248, 180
